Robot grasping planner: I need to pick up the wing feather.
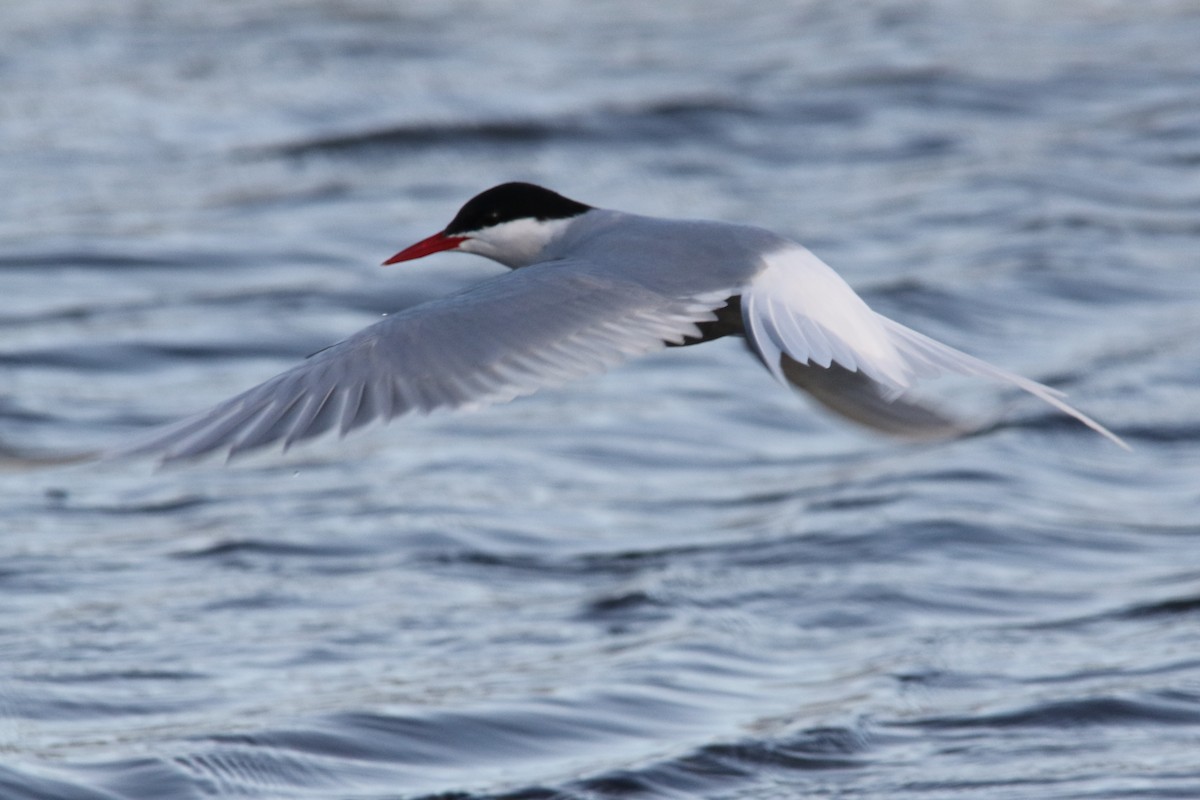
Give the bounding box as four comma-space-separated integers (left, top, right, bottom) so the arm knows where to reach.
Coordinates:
742, 244, 1126, 448
112, 259, 725, 463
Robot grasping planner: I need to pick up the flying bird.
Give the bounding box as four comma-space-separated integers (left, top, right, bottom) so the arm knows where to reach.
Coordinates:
115, 182, 1125, 462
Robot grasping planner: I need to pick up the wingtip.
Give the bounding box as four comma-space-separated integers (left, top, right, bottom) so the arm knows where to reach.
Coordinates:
1086, 413, 1131, 452
1025, 386, 1130, 451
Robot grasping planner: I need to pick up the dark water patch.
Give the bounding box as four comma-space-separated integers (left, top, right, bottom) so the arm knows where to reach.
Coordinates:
805, 490, 905, 512
478, 725, 870, 800
577, 589, 671, 633
5, 691, 200, 722
0, 247, 305, 282
583, 589, 663, 615
28, 669, 205, 684
907, 467, 1009, 485
254, 95, 757, 160
53, 494, 213, 516
695, 487, 806, 509
777, 98, 865, 126
896, 775, 1075, 797
437, 517, 1030, 584
173, 537, 369, 562
0, 398, 58, 424
1027, 658, 1200, 689
200, 591, 305, 613
900, 693, 1200, 730
1045, 594, 1200, 631
1157, 148, 1200, 167
853, 516, 1026, 562
0, 441, 95, 470
0, 299, 161, 329
264, 118, 572, 158
1119, 594, 1200, 619
0, 341, 319, 373
434, 518, 1062, 628
893, 667, 999, 690
0, 558, 84, 593
0, 252, 191, 272
433, 546, 688, 578
211, 703, 649, 769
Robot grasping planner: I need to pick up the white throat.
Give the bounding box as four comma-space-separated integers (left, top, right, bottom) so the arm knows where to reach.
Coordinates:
457, 216, 576, 269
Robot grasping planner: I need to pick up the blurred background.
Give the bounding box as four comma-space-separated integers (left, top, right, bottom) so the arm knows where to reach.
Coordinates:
2, 2, 1199, 798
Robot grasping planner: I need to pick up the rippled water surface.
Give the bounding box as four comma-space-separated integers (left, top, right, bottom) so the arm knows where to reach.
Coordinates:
3, 2, 1200, 798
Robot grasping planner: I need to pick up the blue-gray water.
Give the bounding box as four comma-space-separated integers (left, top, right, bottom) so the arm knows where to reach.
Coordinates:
3, 2, 1199, 798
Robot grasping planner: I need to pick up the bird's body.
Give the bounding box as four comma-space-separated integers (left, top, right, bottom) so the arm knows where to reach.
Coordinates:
116, 182, 1124, 462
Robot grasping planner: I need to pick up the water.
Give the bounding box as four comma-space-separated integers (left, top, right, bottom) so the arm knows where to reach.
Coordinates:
3, 1, 1199, 797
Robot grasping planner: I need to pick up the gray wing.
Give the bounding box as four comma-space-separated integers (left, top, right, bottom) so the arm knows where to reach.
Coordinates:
780, 358, 968, 440
112, 259, 727, 463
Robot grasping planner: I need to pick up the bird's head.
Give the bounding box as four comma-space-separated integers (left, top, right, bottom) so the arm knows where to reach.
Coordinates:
384, 182, 592, 269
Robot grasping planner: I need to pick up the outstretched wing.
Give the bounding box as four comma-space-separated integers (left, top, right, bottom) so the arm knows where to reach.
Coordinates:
112, 259, 727, 463
742, 244, 1126, 448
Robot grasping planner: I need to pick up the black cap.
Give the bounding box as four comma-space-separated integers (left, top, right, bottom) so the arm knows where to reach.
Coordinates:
442, 183, 592, 235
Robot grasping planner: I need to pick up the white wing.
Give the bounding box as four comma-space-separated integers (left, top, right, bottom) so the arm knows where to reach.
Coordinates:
112, 259, 726, 463
742, 244, 1127, 449
742, 245, 915, 391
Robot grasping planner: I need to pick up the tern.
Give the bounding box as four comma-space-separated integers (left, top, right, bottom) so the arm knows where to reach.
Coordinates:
116, 182, 1125, 462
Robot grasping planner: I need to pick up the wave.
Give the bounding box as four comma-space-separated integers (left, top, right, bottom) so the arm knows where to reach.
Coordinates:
248, 95, 760, 159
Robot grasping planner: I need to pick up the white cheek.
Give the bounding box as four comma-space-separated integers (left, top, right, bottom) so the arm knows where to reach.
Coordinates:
465, 217, 573, 267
